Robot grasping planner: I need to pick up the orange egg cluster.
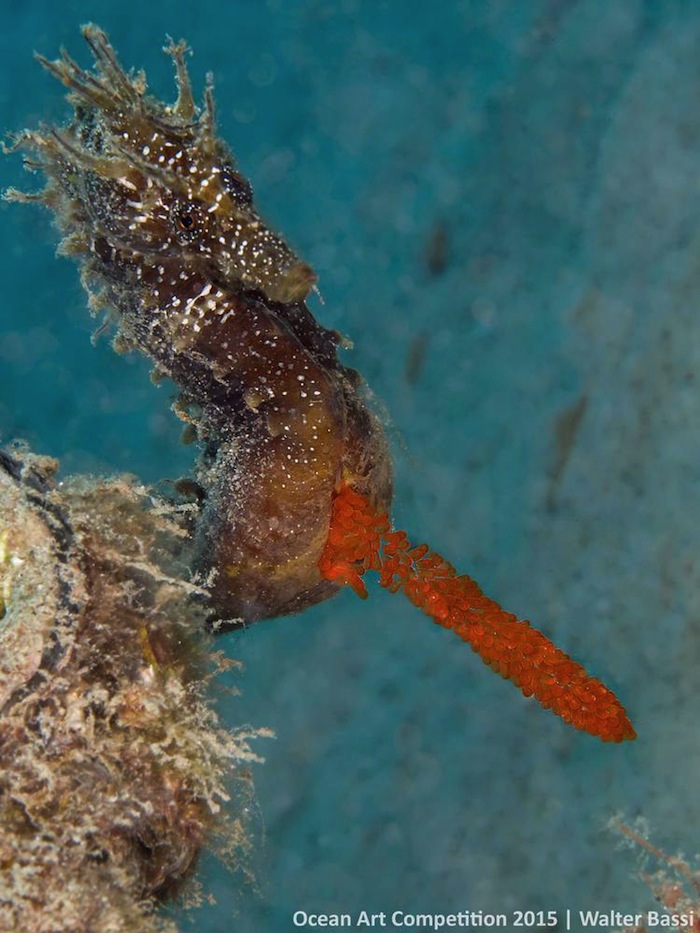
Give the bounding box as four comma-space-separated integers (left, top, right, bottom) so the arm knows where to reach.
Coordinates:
319, 484, 636, 742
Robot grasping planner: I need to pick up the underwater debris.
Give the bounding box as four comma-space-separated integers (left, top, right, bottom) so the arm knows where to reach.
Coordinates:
612, 820, 700, 932
6, 24, 633, 742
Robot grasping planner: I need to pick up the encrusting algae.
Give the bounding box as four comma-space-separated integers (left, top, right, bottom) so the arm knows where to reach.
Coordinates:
0, 447, 265, 931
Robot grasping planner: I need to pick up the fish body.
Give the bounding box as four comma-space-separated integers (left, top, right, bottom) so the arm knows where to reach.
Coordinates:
8, 26, 392, 622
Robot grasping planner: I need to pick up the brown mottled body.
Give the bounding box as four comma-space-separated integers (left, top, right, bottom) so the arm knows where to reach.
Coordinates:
8, 26, 391, 622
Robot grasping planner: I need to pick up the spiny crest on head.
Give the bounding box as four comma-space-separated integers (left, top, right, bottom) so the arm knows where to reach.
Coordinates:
5, 24, 221, 216
6, 24, 317, 304
35, 24, 215, 143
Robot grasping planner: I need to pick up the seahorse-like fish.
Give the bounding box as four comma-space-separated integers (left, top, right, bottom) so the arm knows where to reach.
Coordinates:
6, 26, 635, 742
7, 26, 393, 623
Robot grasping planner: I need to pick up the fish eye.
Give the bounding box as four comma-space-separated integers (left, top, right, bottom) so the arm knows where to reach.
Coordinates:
170, 200, 201, 240
176, 210, 195, 230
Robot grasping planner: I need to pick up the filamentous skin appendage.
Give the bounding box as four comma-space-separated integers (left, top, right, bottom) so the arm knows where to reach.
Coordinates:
7, 25, 635, 741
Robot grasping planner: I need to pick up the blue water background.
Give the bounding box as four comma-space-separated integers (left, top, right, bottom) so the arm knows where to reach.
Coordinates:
2, 1, 698, 930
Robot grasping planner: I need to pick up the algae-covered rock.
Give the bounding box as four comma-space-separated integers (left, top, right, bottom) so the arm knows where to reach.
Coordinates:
0, 447, 264, 933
